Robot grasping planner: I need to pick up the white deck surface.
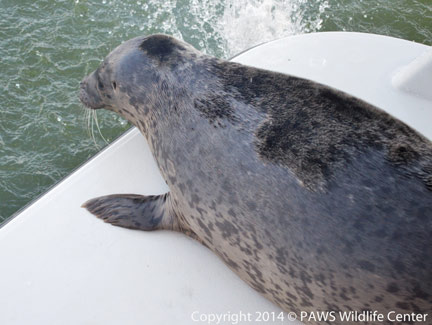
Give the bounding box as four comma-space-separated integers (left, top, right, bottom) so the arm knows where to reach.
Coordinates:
0, 32, 430, 325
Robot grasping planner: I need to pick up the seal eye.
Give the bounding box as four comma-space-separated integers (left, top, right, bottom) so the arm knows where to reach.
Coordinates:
112, 81, 117, 90
98, 79, 104, 90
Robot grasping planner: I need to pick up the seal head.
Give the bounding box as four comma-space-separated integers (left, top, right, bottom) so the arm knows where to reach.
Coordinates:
79, 53, 122, 110
80, 34, 200, 114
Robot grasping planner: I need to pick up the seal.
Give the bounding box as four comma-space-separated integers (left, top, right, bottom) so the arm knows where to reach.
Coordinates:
79, 34, 432, 322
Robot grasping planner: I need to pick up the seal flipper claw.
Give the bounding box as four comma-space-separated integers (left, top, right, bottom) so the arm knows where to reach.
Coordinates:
82, 193, 175, 231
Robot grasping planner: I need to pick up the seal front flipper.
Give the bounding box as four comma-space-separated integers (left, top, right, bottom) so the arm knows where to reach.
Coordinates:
82, 193, 178, 231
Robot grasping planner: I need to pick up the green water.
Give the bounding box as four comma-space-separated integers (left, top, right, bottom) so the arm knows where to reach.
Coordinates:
0, 0, 431, 223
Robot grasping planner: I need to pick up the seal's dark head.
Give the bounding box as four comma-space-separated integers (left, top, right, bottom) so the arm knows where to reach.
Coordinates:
79, 34, 200, 119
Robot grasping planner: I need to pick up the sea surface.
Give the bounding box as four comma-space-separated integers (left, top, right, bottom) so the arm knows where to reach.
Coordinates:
0, 0, 431, 223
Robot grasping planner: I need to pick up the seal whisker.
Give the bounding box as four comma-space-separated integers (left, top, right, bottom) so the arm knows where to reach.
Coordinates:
93, 110, 109, 145
83, 105, 91, 139
80, 104, 92, 139
89, 110, 99, 149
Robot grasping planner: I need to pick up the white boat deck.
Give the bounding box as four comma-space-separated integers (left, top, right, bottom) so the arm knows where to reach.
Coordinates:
0, 32, 430, 325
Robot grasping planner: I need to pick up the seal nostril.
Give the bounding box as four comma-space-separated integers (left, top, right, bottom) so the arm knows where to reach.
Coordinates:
112, 81, 117, 90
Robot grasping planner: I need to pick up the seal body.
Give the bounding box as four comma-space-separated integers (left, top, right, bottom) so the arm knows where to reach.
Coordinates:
80, 34, 432, 322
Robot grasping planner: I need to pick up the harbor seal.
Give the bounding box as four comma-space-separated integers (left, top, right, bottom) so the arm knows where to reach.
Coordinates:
79, 34, 432, 323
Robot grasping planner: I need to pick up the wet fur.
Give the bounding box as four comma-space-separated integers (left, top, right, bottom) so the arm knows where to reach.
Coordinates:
202, 58, 432, 191
80, 34, 432, 323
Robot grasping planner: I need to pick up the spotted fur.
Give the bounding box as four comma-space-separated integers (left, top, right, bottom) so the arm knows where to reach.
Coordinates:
80, 34, 432, 324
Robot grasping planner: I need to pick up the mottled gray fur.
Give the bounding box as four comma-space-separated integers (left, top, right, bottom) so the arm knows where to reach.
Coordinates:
80, 34, 432, 324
